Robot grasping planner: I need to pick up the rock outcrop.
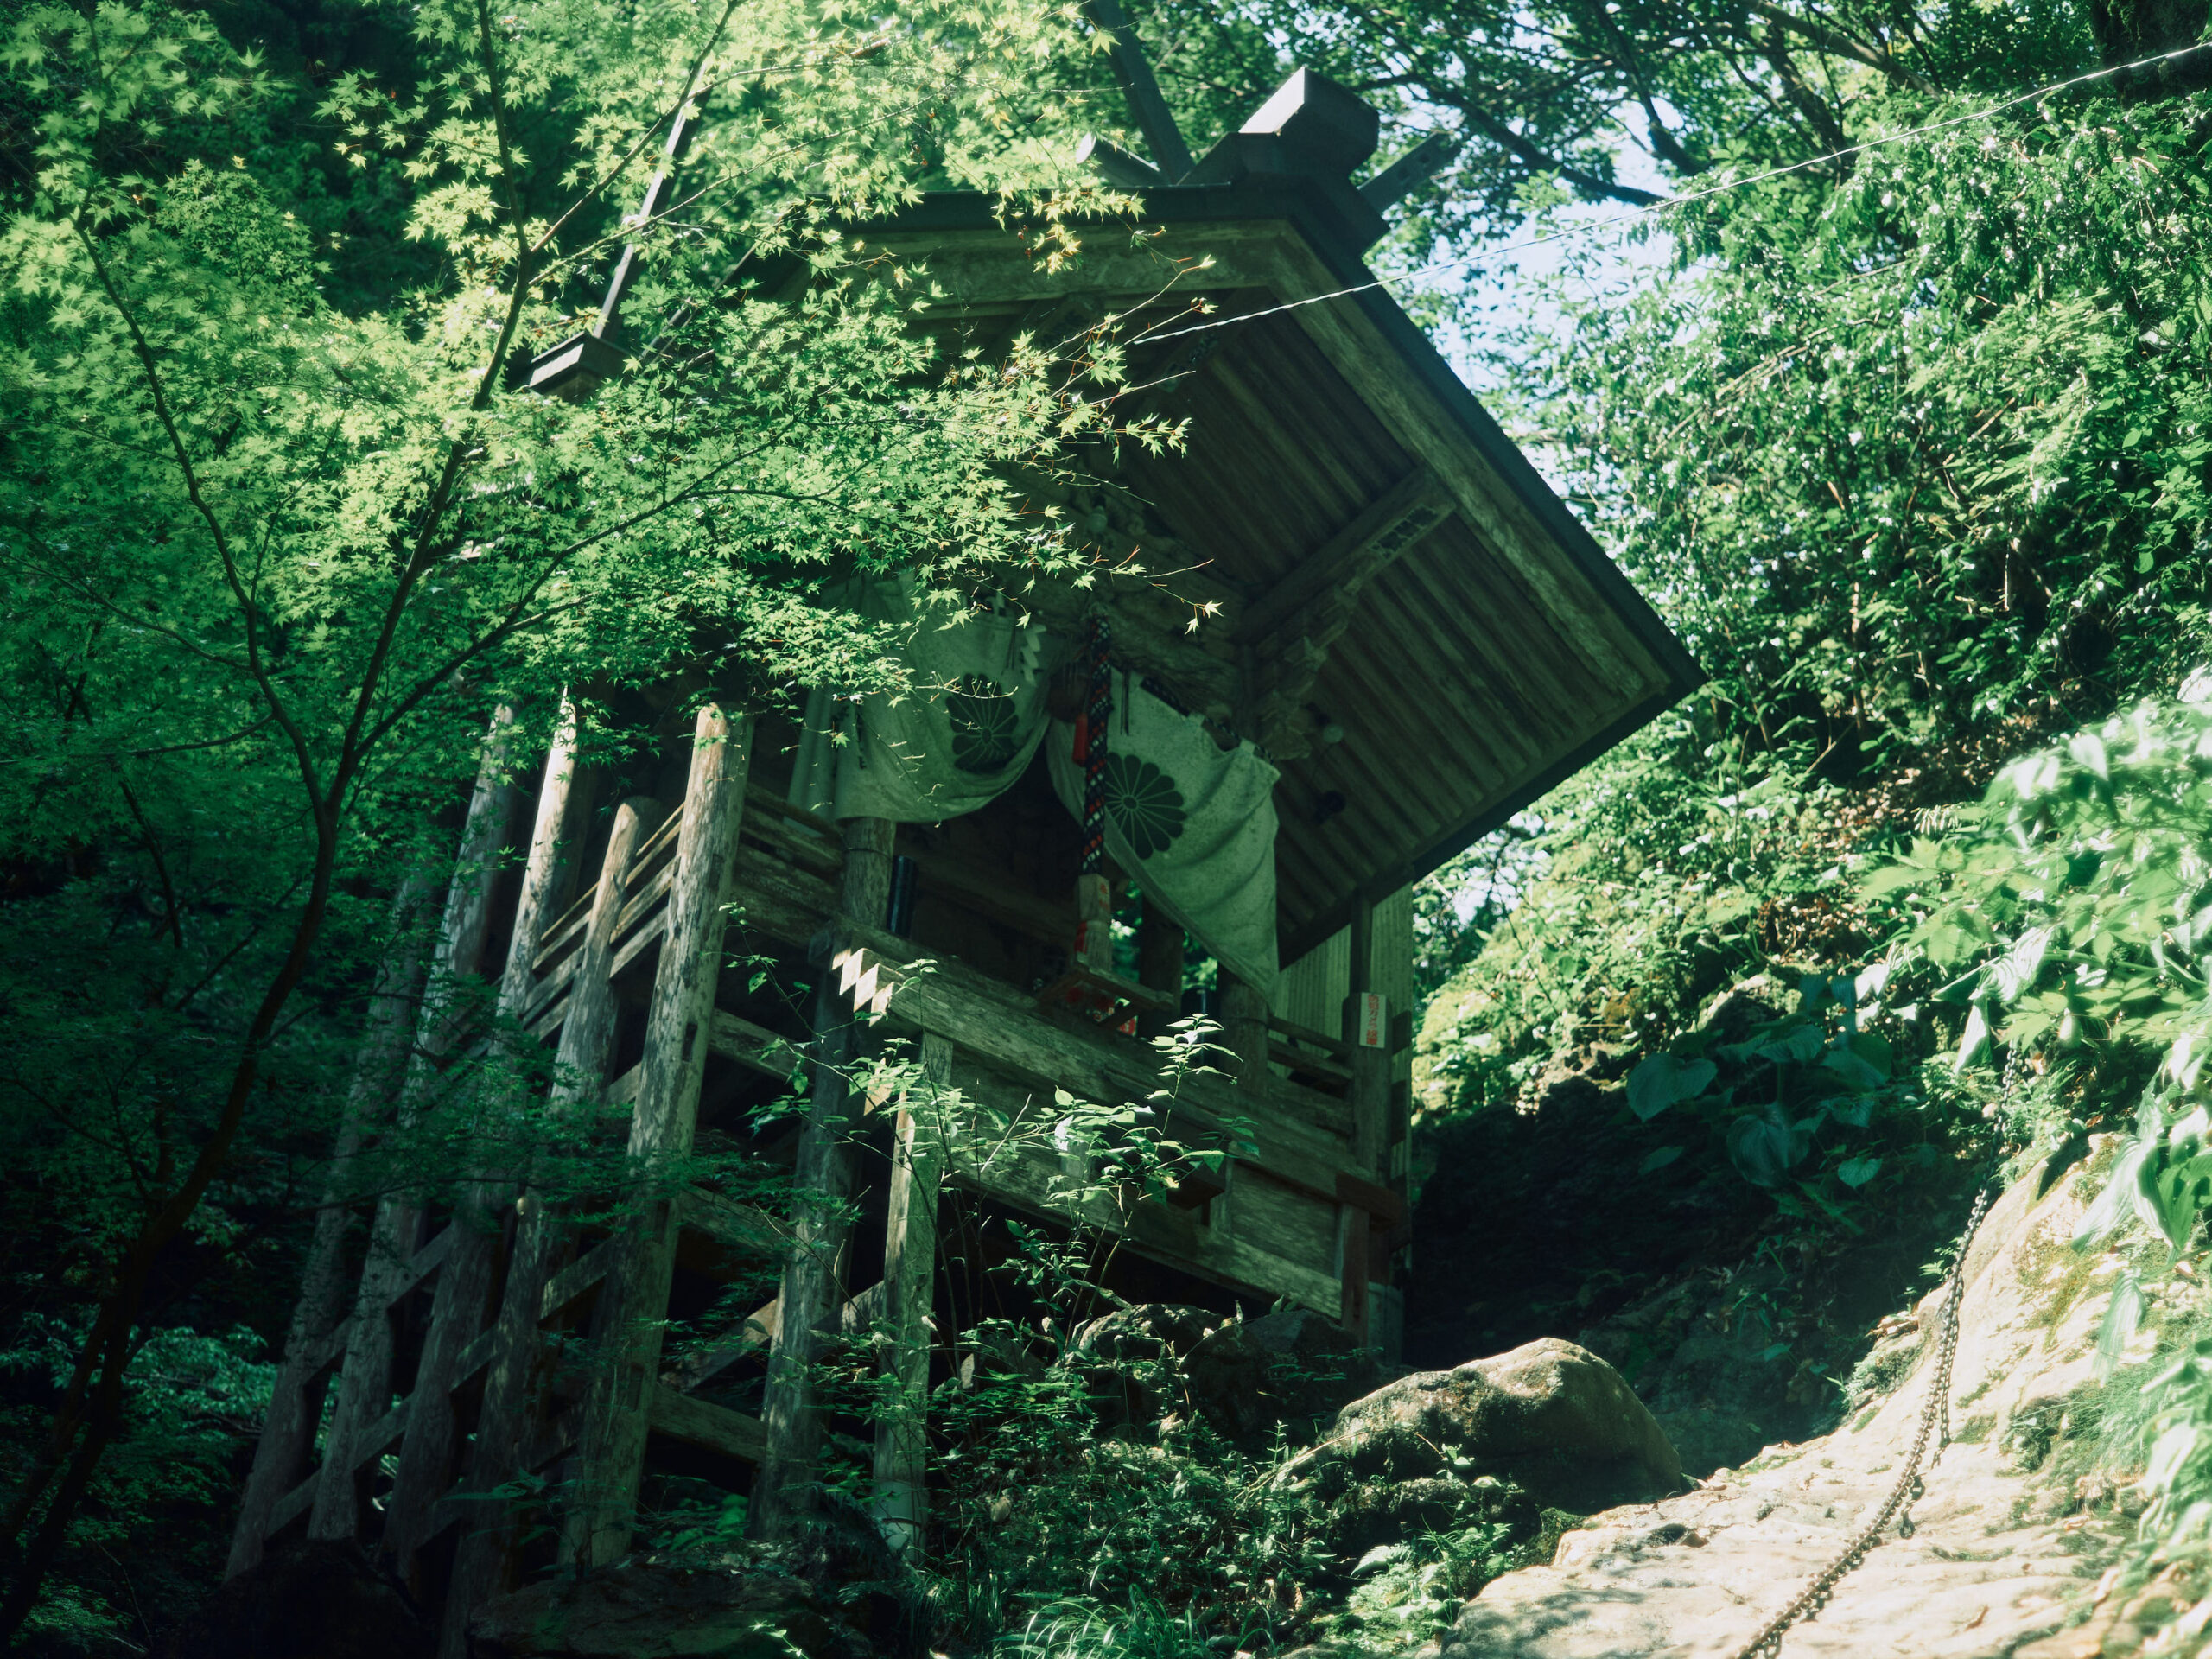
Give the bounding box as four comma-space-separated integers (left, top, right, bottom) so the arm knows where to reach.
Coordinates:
1281, 1338, 1684, 1559
1440, 1148, 2140, 1658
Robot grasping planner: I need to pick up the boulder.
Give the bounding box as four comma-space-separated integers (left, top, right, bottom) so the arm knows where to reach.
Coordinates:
467, 1561, 906, 1659
1282, 1338, 1684, 1558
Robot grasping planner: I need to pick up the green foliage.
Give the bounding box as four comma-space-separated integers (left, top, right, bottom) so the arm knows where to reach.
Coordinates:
0, 1319, 273, 1640
1529, 89, 2212, 766
1319, 1523, 1518, 1655
991, 1591, 1230, 1659
1867, 690, 2212, 1560
0, 0, 1175, 1633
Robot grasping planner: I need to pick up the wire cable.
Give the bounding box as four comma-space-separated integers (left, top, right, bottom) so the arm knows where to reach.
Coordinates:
1128, 41, 2212, 349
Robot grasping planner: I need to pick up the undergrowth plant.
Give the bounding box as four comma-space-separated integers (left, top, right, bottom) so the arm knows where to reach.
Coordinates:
1863, 682, 2212, 1554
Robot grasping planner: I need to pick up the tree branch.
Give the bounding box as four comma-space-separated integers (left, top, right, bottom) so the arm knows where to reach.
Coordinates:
1741, 0, 1935, 90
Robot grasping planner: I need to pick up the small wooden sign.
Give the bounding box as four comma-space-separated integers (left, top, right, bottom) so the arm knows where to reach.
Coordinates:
1357, 991, 1387, 1048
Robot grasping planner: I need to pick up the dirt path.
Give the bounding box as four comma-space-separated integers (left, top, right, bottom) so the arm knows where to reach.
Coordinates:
1440, 1155, 2137, 1658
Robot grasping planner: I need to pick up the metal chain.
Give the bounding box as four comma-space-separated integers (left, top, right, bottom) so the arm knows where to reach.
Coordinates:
1729, 1184, 1995, 1659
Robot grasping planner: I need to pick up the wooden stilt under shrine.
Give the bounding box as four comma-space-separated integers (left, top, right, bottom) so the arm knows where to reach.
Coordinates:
225, 65, 1699, 1651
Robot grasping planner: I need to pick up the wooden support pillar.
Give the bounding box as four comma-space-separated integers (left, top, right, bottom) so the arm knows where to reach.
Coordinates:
308, 713, 520, 1543
226, 870, 439, 1577
384, 722, 601, 1573
497, 701, 591, 1012
872, 1031, 950, 1553
1135, 905, 1184, 1041
1343, 897, 1390, 1175
439, 798, 647, 1650
1335, 1202, 1370, 1348
1075, 871, 1116, 974
753, 814, 895, 1539
1340, 896, 1393, 1346
1217, 969, 1271, 1099
567, 707, 754, 1568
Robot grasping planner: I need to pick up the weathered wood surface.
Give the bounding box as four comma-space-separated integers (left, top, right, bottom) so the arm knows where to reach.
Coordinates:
307, 720, 520, 1544
648, 1386, 767, 1465
941, 1061, 1341, 1315
873, 1032, 950, 1551
226, 871, 439, 1577
438, 798, 656, 1646
568, 708, 755, 1567
385, 776, 644, 1573
497, 701, 592, 1011
1238, 467, 1458, 758
1218, 971, 1273, 1100
826, 931, 1353, 1200
753, 815, 895, 1539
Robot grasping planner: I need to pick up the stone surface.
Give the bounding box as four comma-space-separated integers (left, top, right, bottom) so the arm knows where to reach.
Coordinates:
159, 1541, 432, 1659
1278, 1338, 1682, 1560
1442, 1149, 2140, 1658
1297, 1339, 1684, 1510
467, 1561, 905, 1659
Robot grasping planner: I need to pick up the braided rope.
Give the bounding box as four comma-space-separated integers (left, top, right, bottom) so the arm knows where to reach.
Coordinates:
1731, 1183, 1994, 1659
1080, 615, 1110, 877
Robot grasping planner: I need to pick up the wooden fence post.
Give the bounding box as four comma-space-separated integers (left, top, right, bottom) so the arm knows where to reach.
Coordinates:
565, 707, 754, 1567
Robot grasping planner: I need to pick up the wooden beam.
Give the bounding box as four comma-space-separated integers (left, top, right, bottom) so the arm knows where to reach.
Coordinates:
308, 718, 520, 1546
648, 1386, 767, 1465
1082, 0, 1194, 181
1014, 569, 1241, 723
231, 864, 435, 1570
435, 798, 653, 1621
709, 1010, 800, 1079
498, 700, 593, 1010
940, 1099, 1342, 1315
828, 933, 1349, 1194
1135, 906, 1184, 1041
386, 798, 668, 1573
1236, 467, 1454, 648
1077, 132, 1165, 188
1359, 130, 1462, 212
1343, 898, 1391, 1177
1217, 970, 1273, 1101
1236, 468, 1456, 757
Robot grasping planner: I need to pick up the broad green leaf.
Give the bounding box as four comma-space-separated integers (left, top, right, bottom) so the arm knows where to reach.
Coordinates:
1626, 1054, 1717, 1122
1726, 1103, 1815, 1188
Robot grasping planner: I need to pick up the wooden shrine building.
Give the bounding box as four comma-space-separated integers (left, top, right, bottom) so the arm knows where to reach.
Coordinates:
226, 67, 1699, 1653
